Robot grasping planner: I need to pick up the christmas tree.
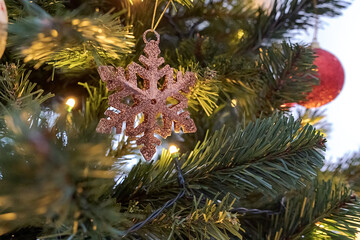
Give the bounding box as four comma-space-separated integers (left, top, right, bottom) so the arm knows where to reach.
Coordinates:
0, 0, 358, 239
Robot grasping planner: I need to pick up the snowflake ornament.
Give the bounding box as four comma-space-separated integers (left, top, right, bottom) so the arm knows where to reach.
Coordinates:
97, 30, 197, 161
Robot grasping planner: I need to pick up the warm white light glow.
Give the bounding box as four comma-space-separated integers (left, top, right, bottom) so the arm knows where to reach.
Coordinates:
315, 222, 325, 228
66, 98, 76, 108
231, 99, 237, 107
169, 145, 178, 154
237, 29, 245, 40
356, 228, 360, 240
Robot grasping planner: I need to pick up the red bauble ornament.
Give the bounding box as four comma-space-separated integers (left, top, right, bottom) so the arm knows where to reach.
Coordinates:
300, 48, 345, 108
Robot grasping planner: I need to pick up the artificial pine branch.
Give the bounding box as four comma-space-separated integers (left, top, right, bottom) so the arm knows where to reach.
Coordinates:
329, 153, 360, 193
164, 40, 318, 134
257, 42, 318, 112
6, 0, 66, 19
71, 80, 139, 160
77, 80, 109, 131
8, 1, 135, 70
292, 107, 331, 137
300, 197, 360, 239
0, 107, 133, 238
114, 115, 324, 235
260, 175, 357, 240
187, 41, 318, 131
180, 65, 220, 117
0, 63, 54, 108
158, 0, 349, 55
228, 175, 358, 239
244, 0, 350, 52
126, 194, 243, 240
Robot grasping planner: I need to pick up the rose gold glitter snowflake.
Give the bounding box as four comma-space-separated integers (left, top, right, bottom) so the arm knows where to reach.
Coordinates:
97, 30, 197, 161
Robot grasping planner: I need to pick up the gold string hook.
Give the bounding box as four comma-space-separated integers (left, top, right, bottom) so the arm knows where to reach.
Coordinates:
312, 0, 320, 48
151, 0, 159, 31
151, 0, 172, 32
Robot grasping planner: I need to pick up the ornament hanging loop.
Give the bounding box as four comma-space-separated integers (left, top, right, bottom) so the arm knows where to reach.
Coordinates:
143, 29, 160, 44
311, 0, 320, 48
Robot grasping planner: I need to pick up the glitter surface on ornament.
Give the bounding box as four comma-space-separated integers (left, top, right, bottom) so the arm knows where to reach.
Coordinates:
301, 48, 345, 108
96, 30, 197, 161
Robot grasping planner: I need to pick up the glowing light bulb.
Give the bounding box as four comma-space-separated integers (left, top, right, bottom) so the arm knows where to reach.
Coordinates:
236, 29, 245, 40
356, 228, 360, 240
66, 98, 76, 108
231, 99, 237, 107
65, 98, 76, 112
169, 145, 179, 155
315, 222, 324, 228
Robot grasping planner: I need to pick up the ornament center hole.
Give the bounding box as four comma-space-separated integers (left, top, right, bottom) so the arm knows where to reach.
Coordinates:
151, 99, 157, 105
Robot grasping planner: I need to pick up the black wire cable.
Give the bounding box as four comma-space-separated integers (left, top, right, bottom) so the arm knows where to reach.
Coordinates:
123, 156, 284, 237
229, 207, 280, 215
230, 196, 286, 215
124, 156, 186, 236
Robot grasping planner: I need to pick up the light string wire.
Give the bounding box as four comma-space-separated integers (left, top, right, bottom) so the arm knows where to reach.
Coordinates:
122, 154, 283, 237
123, 156, 186, 237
